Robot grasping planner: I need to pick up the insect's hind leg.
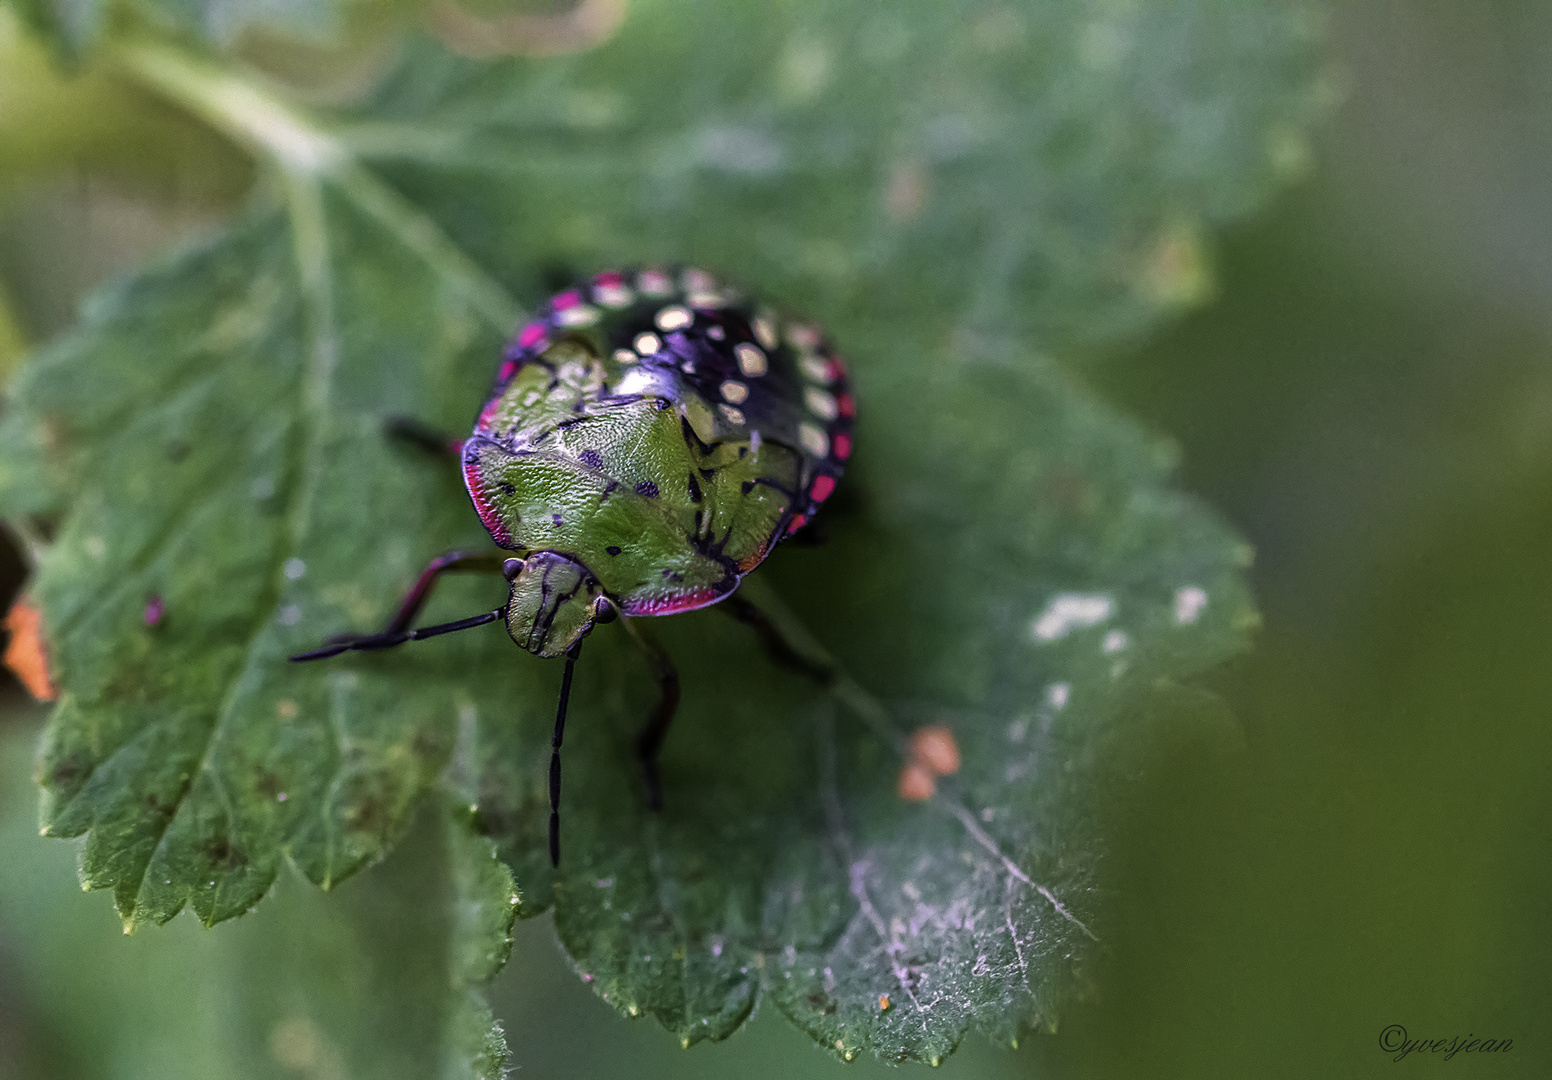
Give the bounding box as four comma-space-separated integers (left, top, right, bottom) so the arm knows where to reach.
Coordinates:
385, 416, 465, 459
618, 616, 680, 811
722, 593, 835, 687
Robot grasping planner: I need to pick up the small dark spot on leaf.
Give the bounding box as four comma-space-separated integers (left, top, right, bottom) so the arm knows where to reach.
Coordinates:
143, 792, 176, 822
635, 481, 659, 498
348, 793, 388, 836
200, 834, 247, 871
45, 751, 92, 794
411, 727, 447, 760
254, 767, 283, 799
607, 545, 621, 556
741, 481, 756, 494
580, 449, 603, 468
498, 481, 516, 495
552, 513, 564, 526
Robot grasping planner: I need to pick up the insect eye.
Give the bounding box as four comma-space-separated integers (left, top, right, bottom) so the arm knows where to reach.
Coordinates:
502, 558, 525, 581
592, 596, 618, 624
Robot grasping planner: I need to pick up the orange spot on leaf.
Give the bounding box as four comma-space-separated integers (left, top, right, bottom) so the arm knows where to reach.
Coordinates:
897, 761, 936, 801
878, 994, 891, 1011
909, 724, 960, 776
5, 599, 56, 701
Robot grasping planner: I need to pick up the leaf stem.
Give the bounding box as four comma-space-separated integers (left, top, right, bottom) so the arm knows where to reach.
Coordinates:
107, 38, 523, 332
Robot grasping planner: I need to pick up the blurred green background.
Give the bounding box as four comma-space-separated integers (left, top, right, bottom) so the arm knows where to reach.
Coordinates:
1, 1, 1548, 1077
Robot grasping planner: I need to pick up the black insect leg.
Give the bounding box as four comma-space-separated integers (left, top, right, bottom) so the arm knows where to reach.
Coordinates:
383, 550, 505, 636
619, 616, 681, 812
549, 642, 582, 867
289, 550, 505, 661
385, 416, 465, 459
722, 593, 836, 687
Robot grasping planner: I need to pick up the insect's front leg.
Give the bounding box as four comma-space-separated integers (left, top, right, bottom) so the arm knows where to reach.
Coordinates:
618, 615, 680, 811
290, 550, 506, 661
722, 593, 835, 687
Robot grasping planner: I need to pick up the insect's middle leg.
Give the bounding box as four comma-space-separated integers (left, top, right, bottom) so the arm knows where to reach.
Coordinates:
722, 593, 835, 687
619, 617, 680, 811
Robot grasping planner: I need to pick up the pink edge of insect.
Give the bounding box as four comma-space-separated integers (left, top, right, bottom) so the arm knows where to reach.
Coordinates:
498, 359, 517, 382
810, 474, 836, 502
837, 393, 855, 418
517, 321, 548, 349
143, 596, 164, 626
618, 586, 730, 617
833, 433, 852, 461
786, 513, 808, 535
551, 290, 583, 311
476, 398, 503, 431
461, 454, 514, 548
594, 271, 624, 287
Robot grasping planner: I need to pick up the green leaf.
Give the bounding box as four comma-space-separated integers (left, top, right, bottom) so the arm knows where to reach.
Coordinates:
354, 0, 1326, 357
224, 800, 516, 1080
0, 713, 518, 1079
0, 0, 1316, 1063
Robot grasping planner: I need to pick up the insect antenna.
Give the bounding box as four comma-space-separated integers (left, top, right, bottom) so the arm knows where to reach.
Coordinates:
549, 641, 583, 867
288, 608, 503, 662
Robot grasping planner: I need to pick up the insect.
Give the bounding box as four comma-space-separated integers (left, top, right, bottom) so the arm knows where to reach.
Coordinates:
292, 268, 853, 865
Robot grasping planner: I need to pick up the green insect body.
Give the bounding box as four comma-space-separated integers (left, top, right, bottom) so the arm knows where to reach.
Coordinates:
464, 268, 853, 656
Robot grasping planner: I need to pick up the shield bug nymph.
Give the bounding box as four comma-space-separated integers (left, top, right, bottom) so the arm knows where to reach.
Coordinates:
292, 267, 853, 864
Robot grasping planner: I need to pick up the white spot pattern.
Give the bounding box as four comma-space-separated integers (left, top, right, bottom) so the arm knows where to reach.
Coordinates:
753, 313, 779, 349
1030, 593, 1114, 642
735, 342, 768, 377
799, 422, 829, 457
655, 305, 693, 331
800, 354, 833, 383
804, 386, 839, 420
594, 284, 633, 308
1174, 585, 1208, 624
